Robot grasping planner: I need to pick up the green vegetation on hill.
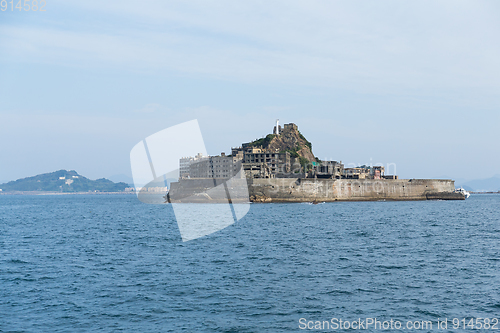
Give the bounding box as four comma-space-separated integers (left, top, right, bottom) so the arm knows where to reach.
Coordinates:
299, 157, 313, 171
298, 130, 312, 150
281, 142, 301, 158
0, 170, 129, 192
247, 134, 276, 147
284, 147, 299, 158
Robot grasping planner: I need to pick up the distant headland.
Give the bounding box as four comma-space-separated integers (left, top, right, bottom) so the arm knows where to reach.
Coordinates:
0, 170, 134, 194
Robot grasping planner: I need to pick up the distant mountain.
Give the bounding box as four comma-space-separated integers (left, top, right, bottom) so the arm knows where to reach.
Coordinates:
431, 175, 500, 192
0, 170, 129, 192
456, 176, 500, 192
107, 174, 134, 186
460, 185, 475, 192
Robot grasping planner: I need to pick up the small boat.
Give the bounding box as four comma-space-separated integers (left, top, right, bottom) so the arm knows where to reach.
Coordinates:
455, 187, 470, 199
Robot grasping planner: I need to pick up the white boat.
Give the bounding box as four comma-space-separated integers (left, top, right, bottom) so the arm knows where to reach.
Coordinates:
455, 187, 470, 199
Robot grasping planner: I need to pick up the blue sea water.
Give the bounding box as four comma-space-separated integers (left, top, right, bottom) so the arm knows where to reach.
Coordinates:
1, 194, 499, 332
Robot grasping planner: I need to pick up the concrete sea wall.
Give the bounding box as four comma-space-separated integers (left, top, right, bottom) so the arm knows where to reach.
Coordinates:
248, 178, 463, 202
168, 178, 464, 202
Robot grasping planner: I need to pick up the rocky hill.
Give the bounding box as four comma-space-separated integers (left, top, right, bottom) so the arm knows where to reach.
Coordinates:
0, 170, 129, 192
246, 123, 316, 163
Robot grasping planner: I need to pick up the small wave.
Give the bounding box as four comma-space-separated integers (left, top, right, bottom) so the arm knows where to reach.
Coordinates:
5, 259, 30, 264
323, 289, 353, 295
487, 302, 500, 309
415, 309, 443, 318
376, 265, 408, 270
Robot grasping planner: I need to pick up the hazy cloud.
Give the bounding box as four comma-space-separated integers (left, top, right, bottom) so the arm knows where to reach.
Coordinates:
1, 1, 499, 93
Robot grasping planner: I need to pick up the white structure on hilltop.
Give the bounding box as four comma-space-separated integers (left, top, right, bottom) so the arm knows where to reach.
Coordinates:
273, 119, 281, 135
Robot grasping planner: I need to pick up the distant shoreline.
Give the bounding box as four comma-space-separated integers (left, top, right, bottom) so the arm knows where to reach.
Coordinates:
0, 191, 136, 196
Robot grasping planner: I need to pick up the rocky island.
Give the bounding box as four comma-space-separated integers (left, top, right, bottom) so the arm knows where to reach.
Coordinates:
166, 121, 465, 202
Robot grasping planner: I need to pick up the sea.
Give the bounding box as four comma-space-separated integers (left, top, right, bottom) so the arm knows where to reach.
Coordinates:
1, 194, 499, 332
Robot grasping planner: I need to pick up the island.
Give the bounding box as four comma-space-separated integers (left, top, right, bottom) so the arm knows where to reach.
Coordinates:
165, 121, 465, 202
0, 170, 131, 194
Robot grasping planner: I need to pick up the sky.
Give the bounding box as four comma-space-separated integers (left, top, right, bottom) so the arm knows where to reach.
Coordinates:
1, 0, 499, 182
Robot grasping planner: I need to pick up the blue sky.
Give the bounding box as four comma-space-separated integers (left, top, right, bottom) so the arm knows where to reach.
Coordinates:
1, 0, 499, 182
